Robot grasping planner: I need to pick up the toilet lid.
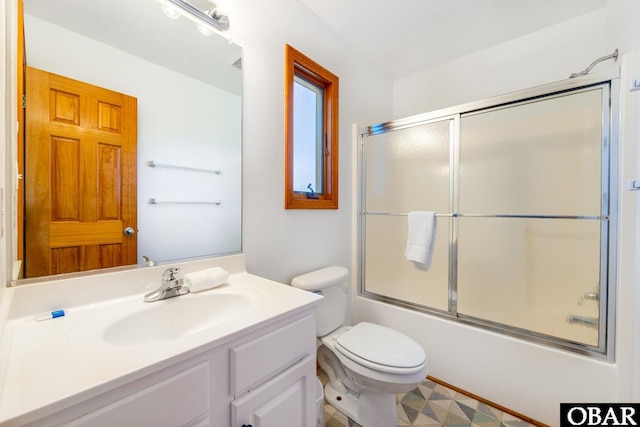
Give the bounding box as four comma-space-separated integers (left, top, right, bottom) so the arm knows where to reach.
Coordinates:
335, 322, 426, 373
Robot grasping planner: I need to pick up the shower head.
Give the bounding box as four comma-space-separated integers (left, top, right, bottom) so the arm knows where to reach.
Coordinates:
569, 70, 588, 79
569, 49, 618, 79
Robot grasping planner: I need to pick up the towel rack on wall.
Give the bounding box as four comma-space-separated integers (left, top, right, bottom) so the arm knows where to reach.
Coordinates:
363, 212, 608, 220
148, 198, 221, 205
147, 160, 221, 175
364, 212, 455, 217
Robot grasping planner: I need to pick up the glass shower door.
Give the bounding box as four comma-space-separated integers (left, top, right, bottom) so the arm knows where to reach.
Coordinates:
456, 88, 607, 346
362, 118, 453, 311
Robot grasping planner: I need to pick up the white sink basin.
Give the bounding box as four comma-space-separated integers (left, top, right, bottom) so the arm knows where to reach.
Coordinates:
68, 291, 254, 347
103, 293, 252, 345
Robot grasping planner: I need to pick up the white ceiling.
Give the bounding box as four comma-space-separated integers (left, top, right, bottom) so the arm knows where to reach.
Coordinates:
25, 0, 609, 86
298, 0, 608, 79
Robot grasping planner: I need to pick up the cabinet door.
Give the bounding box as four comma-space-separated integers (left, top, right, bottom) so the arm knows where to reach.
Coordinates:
232, 356, 315, 427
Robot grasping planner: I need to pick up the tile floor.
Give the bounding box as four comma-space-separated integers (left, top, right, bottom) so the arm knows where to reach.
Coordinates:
319, 371, 538, 427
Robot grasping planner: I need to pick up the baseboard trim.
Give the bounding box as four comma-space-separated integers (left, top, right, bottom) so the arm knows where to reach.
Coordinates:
427, 376, 549, 427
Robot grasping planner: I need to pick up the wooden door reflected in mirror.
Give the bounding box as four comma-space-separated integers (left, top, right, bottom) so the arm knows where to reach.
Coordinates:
25, 67, 137, 277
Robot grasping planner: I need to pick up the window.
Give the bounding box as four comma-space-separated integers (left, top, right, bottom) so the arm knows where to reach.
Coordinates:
284, 44, 339, 209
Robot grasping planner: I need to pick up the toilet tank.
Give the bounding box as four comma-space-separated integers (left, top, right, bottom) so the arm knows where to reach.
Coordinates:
291, 266, 349, 337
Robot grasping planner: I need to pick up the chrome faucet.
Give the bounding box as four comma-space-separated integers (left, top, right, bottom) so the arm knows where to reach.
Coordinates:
143, 267, 190, 302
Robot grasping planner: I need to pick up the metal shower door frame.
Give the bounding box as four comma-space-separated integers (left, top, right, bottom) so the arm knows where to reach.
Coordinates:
357, 69, 620, 361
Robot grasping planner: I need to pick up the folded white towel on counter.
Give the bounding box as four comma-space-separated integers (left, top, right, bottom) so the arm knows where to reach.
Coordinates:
184, 267, 229, 292
404, 211, 437, 271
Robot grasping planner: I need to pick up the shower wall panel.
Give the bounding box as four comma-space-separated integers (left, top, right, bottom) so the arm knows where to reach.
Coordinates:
365, 120, 452, 213
363, 120, 452, 311
459, 90, 603, 216
457, 218, 601, 346
365, 216, 449, 311
457, 89, 604, 346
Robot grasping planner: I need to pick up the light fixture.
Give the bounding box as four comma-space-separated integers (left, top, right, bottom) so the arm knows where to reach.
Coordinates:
155, 0, 230, 33
160, 3, 182, 19
197, 23, 215, 36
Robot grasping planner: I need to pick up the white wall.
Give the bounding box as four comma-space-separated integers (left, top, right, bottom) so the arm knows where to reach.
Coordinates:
0, 1, 11, 288
393, 9, 609, 118
226, 0, 393, 284
23, 16, 242, 264
629, 56, 640, 404
356, 2, 640, 425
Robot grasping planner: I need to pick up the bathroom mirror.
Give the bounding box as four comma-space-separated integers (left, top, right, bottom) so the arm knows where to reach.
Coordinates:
16, 0, 242, 281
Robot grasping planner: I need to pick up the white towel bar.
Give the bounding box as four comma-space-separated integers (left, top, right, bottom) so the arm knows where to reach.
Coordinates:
362, 212, 608, 220
148, 198, 221, 205
147, 160, 221, 174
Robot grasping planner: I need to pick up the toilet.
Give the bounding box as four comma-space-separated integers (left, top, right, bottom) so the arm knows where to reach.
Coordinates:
292, 266, 428, 427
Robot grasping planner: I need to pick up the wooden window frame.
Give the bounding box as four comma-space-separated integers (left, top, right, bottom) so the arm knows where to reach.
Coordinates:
284, 44, 339, 209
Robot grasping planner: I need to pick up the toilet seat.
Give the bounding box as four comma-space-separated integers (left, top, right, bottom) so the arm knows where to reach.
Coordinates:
334, 322, 426, 375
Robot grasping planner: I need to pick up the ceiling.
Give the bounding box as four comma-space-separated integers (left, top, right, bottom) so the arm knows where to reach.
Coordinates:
298, 0, 608, 79
25, 0, 609, 86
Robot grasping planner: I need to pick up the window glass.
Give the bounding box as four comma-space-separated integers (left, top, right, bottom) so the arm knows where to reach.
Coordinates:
293, 76, 324, 194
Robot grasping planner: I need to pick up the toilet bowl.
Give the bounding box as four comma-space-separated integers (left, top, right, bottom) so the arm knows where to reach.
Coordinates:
292, 267, 428, 427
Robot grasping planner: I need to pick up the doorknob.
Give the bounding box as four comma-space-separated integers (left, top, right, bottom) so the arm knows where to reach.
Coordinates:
123, 227, 136, 236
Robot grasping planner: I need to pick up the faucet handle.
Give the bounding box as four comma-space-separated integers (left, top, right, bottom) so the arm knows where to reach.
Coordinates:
162, 267, 180, 282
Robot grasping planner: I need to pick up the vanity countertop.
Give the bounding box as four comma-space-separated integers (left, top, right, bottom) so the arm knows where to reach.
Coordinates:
0, 255, 320, 426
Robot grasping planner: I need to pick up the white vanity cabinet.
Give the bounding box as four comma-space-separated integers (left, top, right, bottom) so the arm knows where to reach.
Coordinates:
17, 310, 317, 427
230, 315, 317, 427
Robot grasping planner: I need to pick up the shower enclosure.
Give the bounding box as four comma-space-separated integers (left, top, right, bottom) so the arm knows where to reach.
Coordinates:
358, 71, 619, 359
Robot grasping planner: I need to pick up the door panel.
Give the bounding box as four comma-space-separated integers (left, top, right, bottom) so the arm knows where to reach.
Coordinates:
25, 67, 137, 278
232, 356, 315, 427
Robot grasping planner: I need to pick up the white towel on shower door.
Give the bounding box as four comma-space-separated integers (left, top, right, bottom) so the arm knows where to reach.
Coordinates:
404, 211, 437, 271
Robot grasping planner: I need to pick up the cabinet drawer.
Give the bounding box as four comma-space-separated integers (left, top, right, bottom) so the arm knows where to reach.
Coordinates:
64, 363, 209, 427
230, 314, 315, 396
